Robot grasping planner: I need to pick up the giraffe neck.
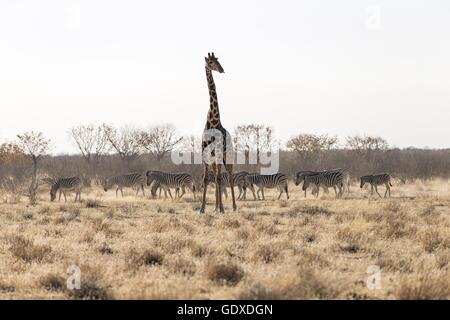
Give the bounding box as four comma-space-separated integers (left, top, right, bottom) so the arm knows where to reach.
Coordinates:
205, 67, 221, 129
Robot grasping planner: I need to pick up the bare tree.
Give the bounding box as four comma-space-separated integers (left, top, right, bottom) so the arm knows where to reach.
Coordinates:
16, 131, 51, 204
287, 133, 338, 153
139, 124, 182, 161
234, 125, 253, 163
286, 133, 338, 169
70, 124, 109, 177
234, 124, 276, 163
345, 135, 389, 152
102, 124, 143, 170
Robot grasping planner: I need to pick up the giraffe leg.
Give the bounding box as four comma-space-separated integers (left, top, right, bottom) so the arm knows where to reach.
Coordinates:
225, 164, 237, 211
199, 164, 209, 214
214, 163, 224, 213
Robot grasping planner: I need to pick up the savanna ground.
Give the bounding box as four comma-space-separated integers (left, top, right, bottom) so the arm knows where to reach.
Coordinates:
0, 179, 449, 300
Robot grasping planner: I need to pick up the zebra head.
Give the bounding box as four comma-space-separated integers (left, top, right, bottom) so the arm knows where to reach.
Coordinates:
302, 176, 311, 191
146, 171, 155, 186
295, 173, 304, 186
50, 184, 58, 201
205, 52, 224, 73
360, 175, 371, 188
101, 178, 110, 192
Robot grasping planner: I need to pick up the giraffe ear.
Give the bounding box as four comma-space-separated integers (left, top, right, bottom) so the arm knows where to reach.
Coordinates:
205, 57, 208, 62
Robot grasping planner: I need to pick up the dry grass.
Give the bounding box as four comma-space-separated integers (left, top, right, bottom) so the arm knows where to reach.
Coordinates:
0, 179, 449, 299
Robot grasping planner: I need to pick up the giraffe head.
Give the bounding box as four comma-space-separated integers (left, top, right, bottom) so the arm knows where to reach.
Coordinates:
205, 52, 224, 73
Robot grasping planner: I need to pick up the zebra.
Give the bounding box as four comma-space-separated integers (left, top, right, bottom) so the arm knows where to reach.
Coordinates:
203, 171, 248, 200
360, 174, 392, 198
146, 171, 196, 200
302, 170, 344, 199
50, 177, 82, 202
328, 168, 351, 193
245, 173, 289, 200
294, 170, 321, 197
101, 173, 146, 197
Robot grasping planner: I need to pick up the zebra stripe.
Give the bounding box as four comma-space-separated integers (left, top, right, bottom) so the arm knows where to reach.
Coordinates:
50, 176, 82, 202
146, 171, 196, 200
360, 173, 392, 198
245, 173, 289, 200
102, 172, 146, 197
302, 170, 344, 198
203, 171, 248, 200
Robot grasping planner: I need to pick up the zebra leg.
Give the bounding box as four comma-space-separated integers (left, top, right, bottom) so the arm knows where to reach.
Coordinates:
250, 185, 257, 201
237, 185, 242, 200
120, 188, 124, 197
277, 186, 283, 200
261, 188, 265, 200
285, 183, 289, 200
141, 184, 145, 197
179, 186, 186, 199
375, 186, 382, 198
63, 192, 67, 203
199, 164, 209, 214
191, 184, 196, 200
116, 187, 119, 198
223, 186, 228, 199
167, 188, 174, 200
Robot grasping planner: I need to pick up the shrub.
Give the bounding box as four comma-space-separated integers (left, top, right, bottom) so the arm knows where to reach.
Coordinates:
8, 236, 52, 263
207, 263, 244, 286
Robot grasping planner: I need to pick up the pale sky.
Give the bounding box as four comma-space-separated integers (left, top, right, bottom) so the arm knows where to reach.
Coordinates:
0, 0, 449, 154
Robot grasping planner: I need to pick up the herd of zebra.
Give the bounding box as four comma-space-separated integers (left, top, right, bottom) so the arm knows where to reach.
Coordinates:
46, 169, 393, 203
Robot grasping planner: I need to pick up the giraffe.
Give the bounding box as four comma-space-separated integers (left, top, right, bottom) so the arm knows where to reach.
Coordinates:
199, 52, 237, 214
